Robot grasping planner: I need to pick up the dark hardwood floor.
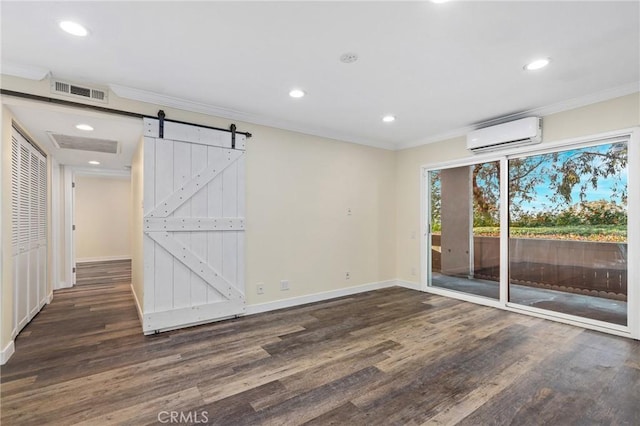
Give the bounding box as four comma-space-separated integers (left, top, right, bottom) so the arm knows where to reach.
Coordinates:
75, 259, 132, 286
1, 281, 639, 425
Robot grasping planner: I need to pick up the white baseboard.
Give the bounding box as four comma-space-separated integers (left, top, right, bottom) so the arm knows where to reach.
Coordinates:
395, 279, 423, 291
1, 340, 15, 365
245, 279, 398, 316
76, 256, 131, 263
47, 291, 53, 303
130, 284, 144, 323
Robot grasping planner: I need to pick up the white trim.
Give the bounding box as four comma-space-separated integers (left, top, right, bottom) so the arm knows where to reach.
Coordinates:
51, 159, 61, 290
245, 280, 398, 315
62, 167, 74, 287
76, 256, 131, 263
110, 84, 396, 151
420, 168, 429, 292
47, 291, 53, 304
2, 62, 50, 81
423, 286, 503, 309
499, 157, 509, 304
1, 341, 15, 365
130, 284, 144, 323
626, 128, 640, 339
398, 84, 640, 150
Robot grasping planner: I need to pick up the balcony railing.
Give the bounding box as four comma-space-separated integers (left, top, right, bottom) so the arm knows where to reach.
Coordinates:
431, 234, 627, 301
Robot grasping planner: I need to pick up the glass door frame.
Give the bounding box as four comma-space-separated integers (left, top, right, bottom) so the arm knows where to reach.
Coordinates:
421, 127, 640, 340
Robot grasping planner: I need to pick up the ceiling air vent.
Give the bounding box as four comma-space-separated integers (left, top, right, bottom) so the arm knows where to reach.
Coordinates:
51, 79, 108, 103
48, 133, 119, 154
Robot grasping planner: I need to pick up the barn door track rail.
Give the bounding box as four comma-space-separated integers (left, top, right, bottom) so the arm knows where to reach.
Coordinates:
0, 90, 252, 149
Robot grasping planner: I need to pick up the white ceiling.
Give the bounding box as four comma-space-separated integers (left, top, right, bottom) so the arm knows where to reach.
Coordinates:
1, 0, 639, 162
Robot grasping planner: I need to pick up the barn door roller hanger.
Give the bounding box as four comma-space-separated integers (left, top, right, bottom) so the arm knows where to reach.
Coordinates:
156, 110, 250, 150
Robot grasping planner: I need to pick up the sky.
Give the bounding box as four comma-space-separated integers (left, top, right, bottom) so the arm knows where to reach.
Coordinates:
511, 143, 627, 214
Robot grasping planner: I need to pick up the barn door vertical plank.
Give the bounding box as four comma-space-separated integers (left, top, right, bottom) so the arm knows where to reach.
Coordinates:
207, 146, 224, 303
190, 143, 209, 305
154, 138, 175, 311
172, 140, 192, 309
143, 136, 156, 312
236, 145, 246, 297
222, 152, 239, 294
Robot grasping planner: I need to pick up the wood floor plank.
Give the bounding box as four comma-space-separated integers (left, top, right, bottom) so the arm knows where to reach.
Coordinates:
2, 279, 639, 425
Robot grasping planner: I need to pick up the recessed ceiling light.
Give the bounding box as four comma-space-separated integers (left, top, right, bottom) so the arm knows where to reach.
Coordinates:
289, 89, 305, 98
431, 0, 450, 3
59, 21, 89, 37
75, 123, 94, 131
524, 58, 550, 71
88, 160, 100, 165
382, 115, 396, 123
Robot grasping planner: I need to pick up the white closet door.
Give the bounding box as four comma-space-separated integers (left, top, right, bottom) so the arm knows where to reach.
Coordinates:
38, 157, 47, 309
142, 118, 246, 333
11, 127, 47, 336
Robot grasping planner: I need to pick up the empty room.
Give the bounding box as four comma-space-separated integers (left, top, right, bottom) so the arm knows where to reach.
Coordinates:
1, 1, 639, 425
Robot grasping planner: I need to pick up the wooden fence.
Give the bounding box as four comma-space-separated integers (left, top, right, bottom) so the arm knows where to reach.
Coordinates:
431, 235, 627, 301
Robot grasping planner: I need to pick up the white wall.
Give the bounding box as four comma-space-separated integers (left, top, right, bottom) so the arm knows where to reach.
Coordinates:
74, 174, 132, 262
245, 125, 396, 305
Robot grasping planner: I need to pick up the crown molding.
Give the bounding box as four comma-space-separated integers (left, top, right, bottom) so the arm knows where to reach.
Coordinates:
109, 84, 396, 151
1, 63, 50, 81
396, 82, 640, 150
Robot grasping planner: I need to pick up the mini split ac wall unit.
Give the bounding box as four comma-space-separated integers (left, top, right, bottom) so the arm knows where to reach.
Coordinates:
466, 117, 542, 153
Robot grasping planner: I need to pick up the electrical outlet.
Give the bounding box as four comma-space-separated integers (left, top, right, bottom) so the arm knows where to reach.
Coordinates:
257, 282, 264, 295
347, 208, 352, 216
346, 272, 350, 280
411, 231, 416, 240
411, 267, 416, 276
280, 280, 289, 291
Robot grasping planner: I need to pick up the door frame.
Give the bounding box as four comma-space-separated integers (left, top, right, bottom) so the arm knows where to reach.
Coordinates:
60, 167, 131, 288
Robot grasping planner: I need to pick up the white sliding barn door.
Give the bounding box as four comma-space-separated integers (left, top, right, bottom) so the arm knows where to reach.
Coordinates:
142, 118, 246, 333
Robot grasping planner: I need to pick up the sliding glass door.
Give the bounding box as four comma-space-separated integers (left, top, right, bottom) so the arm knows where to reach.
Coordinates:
508, 140, 628, 325
426, 135, 631, 330
428, 160, 500, 300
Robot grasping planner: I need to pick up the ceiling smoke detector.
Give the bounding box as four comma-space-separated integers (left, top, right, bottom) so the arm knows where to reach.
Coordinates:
339, 53, 359, 64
